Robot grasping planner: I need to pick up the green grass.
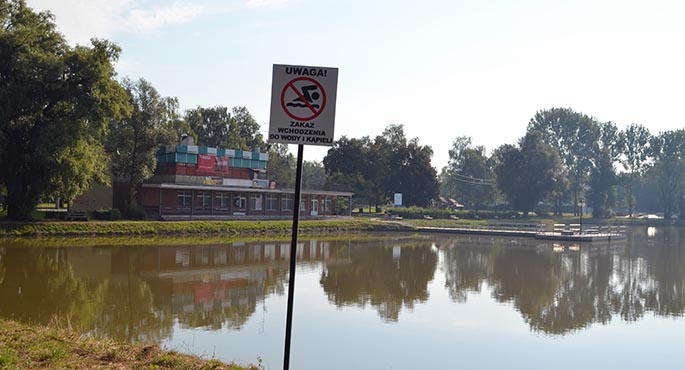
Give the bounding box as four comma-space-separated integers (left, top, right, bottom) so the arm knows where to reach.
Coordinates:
0, 218, 412, 239
0, 319, 259, 370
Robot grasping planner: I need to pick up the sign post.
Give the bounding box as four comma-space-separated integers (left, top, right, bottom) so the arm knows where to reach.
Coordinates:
269, 64, 338, 370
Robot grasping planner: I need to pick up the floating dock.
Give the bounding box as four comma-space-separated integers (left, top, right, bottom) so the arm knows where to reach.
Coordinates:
417, 223, 625, 242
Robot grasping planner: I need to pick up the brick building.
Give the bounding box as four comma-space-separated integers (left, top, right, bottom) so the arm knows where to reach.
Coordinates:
136, 143, 352, 220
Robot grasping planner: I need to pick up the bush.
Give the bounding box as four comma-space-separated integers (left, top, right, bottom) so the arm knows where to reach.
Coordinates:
93, 208, 122, 221
125, 203, 147, 220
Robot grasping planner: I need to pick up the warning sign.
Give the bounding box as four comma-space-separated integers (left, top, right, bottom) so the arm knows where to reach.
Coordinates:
269, 64, 338, 146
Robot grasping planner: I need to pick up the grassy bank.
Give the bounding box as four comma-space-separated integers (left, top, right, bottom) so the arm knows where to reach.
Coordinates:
0, 218, 413, 238
0, 319, 258, 370
0, 215, 677, 239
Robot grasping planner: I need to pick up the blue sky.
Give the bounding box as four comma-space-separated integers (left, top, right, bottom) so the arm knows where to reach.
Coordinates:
26, 0, 685, 170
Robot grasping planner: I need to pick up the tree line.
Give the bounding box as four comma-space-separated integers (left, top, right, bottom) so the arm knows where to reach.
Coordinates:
2, 1, 682, 220
442, 107, 685, 219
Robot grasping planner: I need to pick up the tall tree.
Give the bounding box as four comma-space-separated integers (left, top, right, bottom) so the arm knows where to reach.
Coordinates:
302, 160, 325, 190
527, 108, 599, 215
108, 78, 178, 207
0, 0, 129, 219
184, 106, 230, 147
323, 136, 378, 204
231, 106, 264, 151
441, 136, 494, 210
649, 130, 685, 219
495, 131, 565, 215
617, 124, 652, 216
384, 138, 438, 207
266, 143, 295, 188
587, 122, 620, 218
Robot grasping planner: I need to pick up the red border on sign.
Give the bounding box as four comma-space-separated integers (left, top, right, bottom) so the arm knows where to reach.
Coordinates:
280, 76, 327, 121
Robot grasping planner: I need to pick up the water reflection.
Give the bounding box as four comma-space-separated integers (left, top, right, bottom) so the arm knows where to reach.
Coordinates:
0, 228, 684, 344
0, 240, 346, 342
320, 238, 438, 321
440, 227, 685, 334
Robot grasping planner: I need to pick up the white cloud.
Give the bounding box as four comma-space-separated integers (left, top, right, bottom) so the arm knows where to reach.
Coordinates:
127, 2, 204, 34
246, 0, 291, 8
25, 1, 204, 44
26, 0, 132, 45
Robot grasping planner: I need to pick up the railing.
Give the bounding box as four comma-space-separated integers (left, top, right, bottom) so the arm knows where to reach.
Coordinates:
552, 223, 625, 235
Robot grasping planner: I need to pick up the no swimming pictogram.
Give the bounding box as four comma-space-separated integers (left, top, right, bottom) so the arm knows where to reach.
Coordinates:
280, 77, 327, 121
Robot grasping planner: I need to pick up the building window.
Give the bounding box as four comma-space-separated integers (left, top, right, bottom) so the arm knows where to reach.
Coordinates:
266, 194, 278, 211
177, 191, 192, 207
281, 194, 293, 211
215, 192, 230, 209
323, 196, 332, 213
197, 192, 211, 207
311, 198, 319, 212
234, 194, 246, 210
300, 199, 306, 211
250, 194, 263, 211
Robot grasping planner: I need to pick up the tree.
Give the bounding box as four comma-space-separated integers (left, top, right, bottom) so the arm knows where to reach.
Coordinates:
617, 124, 652, 216
649, 130, 685, 219
231, 106, 264, 151
323, 125, 439, 208
108, 78, 178, 207
385, 139, 439, 207
184, 106, 264, 151
47, 138, 110, 209
527, 108, 599, 214
266, 143, 295, 188
495, 131, 565, 215
185, 106, 231, 147
302, 160, 325, 190
0, 0, 129, 219
441, 136, 494, 210
323, 136, 377, 203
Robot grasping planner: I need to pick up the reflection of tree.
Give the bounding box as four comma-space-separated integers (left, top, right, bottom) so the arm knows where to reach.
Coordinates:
91, 252, 173, 343
517, 253, 614, 334
441, 228, 685, 335
441, 245, 490, 302
0, 248, 99, 327
320, 242, 437, 322
636, 228, 685, 316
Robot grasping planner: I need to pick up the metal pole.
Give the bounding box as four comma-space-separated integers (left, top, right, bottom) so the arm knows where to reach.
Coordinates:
283, 144, 304, 370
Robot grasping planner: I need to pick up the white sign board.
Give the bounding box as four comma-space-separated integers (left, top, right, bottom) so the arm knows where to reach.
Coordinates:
394, 193, 403, 207
268, 64, 338, 146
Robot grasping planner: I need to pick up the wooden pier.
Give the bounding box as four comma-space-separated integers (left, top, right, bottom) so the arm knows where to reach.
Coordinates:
417, 223, 625, 242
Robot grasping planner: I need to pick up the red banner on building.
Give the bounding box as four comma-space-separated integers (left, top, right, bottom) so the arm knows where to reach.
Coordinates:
197, 154, 214, 174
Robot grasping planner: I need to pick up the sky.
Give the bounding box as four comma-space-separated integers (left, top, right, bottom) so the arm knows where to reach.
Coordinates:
25, 0, 685, 170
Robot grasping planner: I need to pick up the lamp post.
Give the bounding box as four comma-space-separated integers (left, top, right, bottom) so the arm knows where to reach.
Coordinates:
578, 199, 585, 234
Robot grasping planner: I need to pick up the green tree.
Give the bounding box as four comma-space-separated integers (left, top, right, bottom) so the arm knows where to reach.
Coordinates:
323, 136, 377, 203
385, 139, 438, 207
441, 136, 494, 210
587, 122, 620, 218
495, 131, 565, 215
527, 108, 599, 215
184, 106, 230, 147
266, 143, 295, 188
649, 130, 685, 219
47, 138, 110, 209
617, 123, 652, 216
0, 0, 129, 219
231, 106, 264, 151
302, 160, 325, 190
108, 78, 178, 207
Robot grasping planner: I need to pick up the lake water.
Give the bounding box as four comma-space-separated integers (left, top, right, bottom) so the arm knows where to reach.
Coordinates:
1, 226, 684, 370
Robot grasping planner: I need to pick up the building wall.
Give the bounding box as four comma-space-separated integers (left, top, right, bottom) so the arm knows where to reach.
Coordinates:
140, 188, 346, 219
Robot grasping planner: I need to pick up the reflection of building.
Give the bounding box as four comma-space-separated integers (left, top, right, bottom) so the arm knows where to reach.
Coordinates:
132, 241, 340, 320
124, 143, 352, 219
